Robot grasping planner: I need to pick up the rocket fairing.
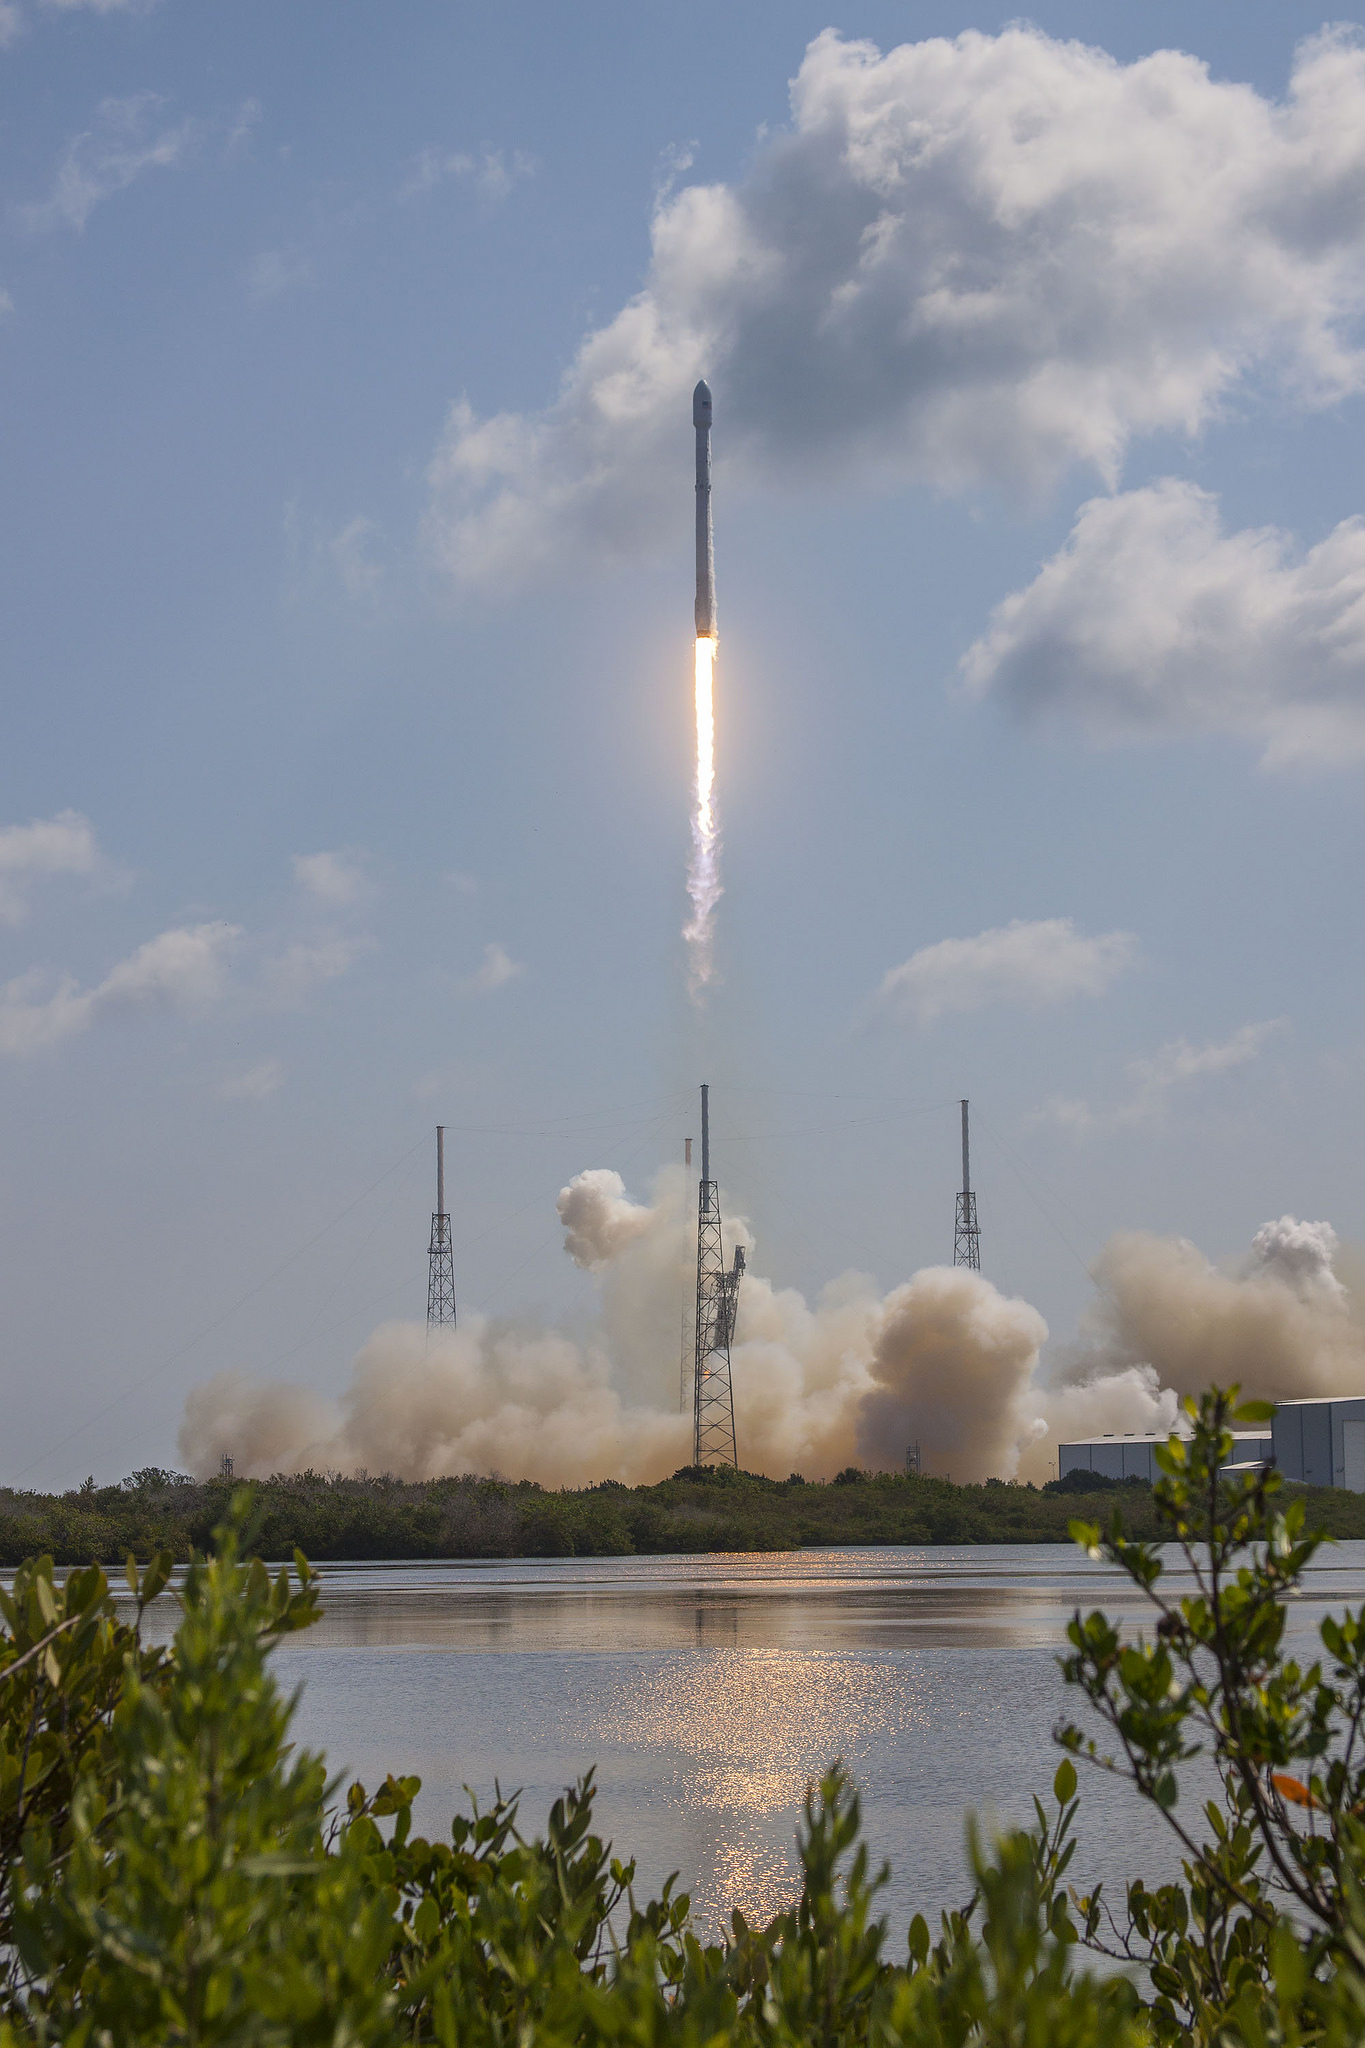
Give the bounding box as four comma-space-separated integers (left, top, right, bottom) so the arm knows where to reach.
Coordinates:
693, 378, 715, 639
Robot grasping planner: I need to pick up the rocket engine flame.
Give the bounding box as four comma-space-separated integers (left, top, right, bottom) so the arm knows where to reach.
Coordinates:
684, 634, 721, 992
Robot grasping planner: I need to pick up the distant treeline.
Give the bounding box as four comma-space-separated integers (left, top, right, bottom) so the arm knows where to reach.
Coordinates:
3, 1458, 1365, 1563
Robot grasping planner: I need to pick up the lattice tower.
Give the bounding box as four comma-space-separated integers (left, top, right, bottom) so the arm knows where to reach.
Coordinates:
692, 1084, 743, 1466
427, 1124, 457, 1327
953, 1097, 981, 1271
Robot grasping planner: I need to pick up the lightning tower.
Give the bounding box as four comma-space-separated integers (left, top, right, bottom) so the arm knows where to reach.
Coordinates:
692, 1084, 744, 1466
953, 1098, 981, 1271
427, 1124, 457, 1327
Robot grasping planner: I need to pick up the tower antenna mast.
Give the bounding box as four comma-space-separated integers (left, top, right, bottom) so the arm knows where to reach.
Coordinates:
692, 1084, 743, 1466
953, 1098, 981, 1271
427, 1125, 457, 1327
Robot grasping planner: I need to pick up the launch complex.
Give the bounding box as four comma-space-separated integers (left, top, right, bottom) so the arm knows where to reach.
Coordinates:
423, 382, 987, 1470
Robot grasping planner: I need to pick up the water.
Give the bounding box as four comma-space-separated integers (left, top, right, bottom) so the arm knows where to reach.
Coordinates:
236, 1543, 1365, 1936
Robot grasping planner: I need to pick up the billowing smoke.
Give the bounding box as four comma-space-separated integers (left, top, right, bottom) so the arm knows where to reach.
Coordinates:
178, 1165, 1051, 1486
1043, 1217, 1365, 1431
177, 1167, 1364, 1489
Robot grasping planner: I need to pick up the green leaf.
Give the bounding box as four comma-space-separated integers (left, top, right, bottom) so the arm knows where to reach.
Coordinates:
1054, 1758, 1077, 1806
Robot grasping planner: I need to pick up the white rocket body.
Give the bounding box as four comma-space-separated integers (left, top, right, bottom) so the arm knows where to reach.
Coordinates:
693, 379, 715, 639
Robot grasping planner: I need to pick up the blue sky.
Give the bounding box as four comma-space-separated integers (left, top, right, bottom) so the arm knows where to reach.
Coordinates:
4, 0, 1365, 1487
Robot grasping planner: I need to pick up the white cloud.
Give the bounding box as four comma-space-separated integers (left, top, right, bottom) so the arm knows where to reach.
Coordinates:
292, 850, 372, 909
0, 3, 22, 48
402, 146, 534, 202
41, 0, 161, 12
219, 1056, 285, 1101
328, 516, 383, 597
264, 937, 367, 1006
1033, 1019, 1284, 1134
878, 917, 1136, 1026
963, 480, 1365, 768
225, 98, 261, 157
460, 941, 522, 995
248, 248, 314, 302
428, 24, 1365, 587
17, 92, 194, 233
0, 810, 103, 924
0, 922, 238, 1058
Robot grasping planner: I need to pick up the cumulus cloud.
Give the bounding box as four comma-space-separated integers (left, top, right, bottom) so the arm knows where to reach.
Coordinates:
1034, 1020, 1283, 1134
292, 850, 372, 909
0, 921, 238, 1057
878, 917, 1136, 1026
963, 481, 1365, 767
0, 810, 103, 924
428, 24, 1365, 587
17, 92, 193, 233
0, 3, 21, 48
460, 941, 522, 995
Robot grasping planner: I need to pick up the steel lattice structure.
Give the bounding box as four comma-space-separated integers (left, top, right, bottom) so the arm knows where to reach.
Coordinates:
692, 1084, 743, 1467
427, 1124, 457, 1327
953, 1098, 981, 1271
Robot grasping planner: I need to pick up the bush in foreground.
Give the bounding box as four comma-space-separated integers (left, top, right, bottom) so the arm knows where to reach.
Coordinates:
3, 1390, 1365, 2042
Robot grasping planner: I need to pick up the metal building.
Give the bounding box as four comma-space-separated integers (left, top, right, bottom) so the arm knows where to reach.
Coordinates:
1058, 1429, 1275, 1484
1272, 1398, 1365, 1491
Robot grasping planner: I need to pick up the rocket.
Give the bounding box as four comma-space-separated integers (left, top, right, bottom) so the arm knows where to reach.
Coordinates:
693, 378, 715, 639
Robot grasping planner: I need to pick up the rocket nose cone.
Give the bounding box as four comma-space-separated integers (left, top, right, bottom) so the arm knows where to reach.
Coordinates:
693, 378, 712, 429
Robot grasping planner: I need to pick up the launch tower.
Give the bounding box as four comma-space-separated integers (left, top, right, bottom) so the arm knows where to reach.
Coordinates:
953, 1098, 981, 1271
427, 1124, 457, 1327
693, 1084, 743, 1466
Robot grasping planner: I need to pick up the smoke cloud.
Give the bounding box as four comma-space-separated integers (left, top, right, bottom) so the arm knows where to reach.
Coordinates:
1047, 1216, 1365, 1422
177, 1162, 1365, 1490
179, 1164, 1052, 1487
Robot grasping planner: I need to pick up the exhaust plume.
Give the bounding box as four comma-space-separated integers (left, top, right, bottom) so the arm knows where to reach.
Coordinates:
177, 1168, 1363, 1490
1045, 1215, 1365, 1421
179, 1164, 1052, 1486
683, 636, 721, 994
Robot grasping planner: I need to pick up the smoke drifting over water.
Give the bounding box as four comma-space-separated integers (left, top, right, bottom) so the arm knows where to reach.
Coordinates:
177, 1170, 1365, 1487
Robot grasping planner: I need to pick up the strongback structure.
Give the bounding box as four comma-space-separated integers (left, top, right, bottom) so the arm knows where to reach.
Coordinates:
692, 1084, 743, 1467
953, 1098, 981, 1271
679, 1135, 693, 1414
427, 1124, 457, 1328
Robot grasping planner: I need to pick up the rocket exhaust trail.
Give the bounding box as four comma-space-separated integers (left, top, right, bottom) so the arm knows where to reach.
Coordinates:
684, 378, 720, 995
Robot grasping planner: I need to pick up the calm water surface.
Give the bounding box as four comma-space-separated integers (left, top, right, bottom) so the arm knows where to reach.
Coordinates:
240, 1543, 1365, 1934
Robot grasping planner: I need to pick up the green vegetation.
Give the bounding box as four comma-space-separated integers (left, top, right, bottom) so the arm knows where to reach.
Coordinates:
5, 1456, 1365, 1563
6, 1390, 1365, 2041
0, 1464, 1141, 1564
